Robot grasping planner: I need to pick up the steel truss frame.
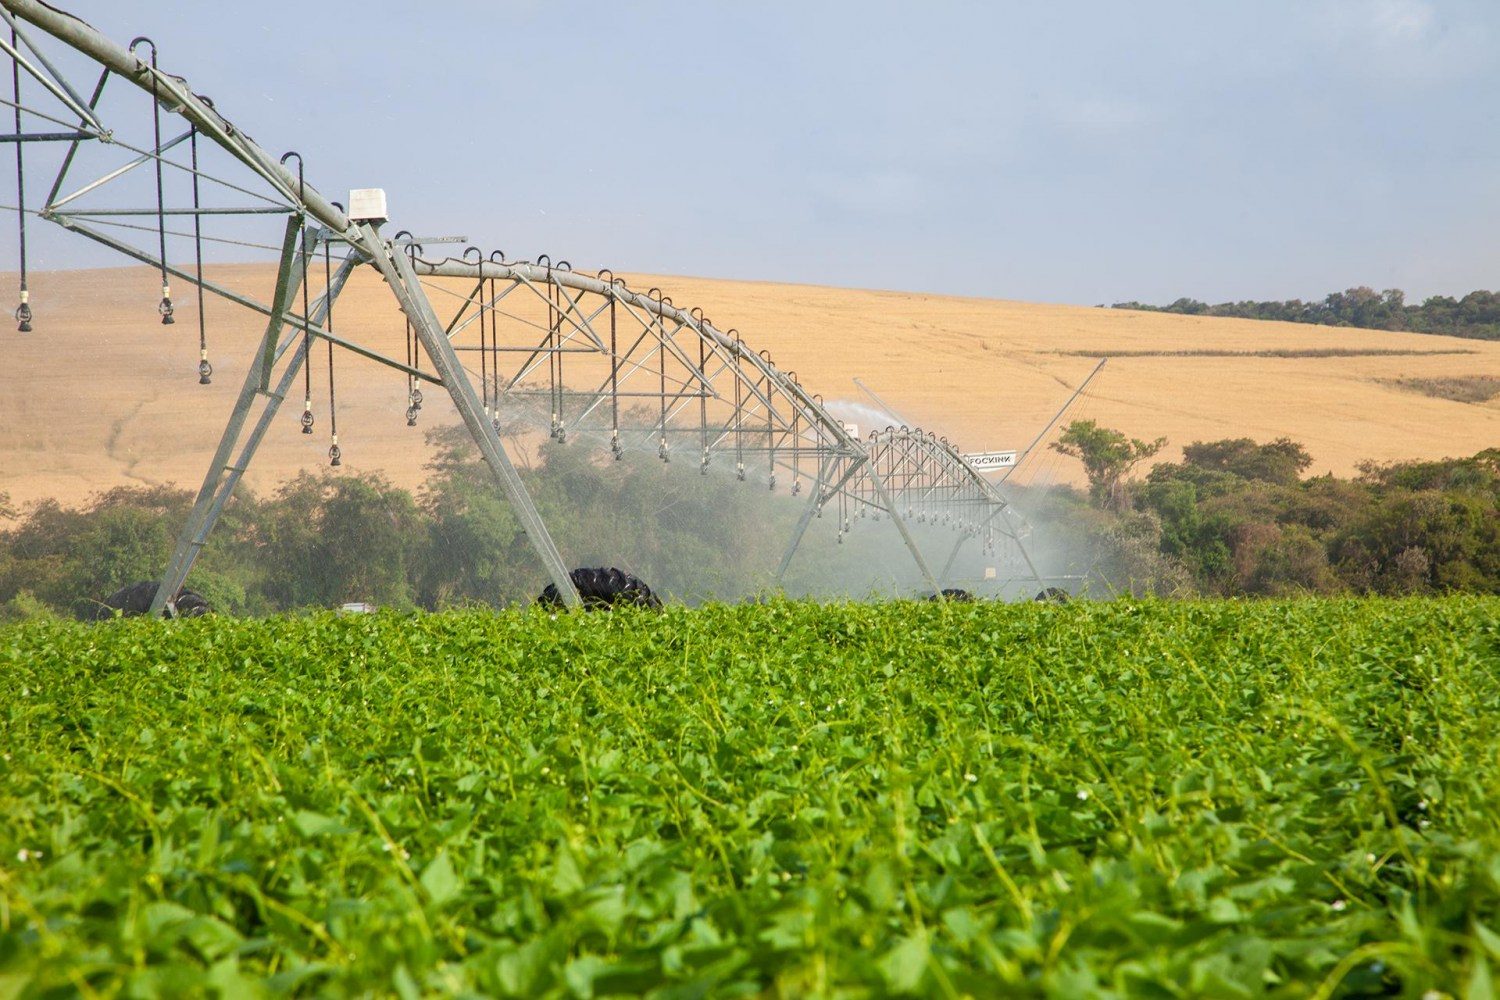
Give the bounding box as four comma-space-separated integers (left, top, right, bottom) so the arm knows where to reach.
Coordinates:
1, 0, 1045, 608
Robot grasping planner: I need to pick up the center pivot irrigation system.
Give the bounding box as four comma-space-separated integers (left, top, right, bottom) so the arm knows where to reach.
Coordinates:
1, 0, 1061, 611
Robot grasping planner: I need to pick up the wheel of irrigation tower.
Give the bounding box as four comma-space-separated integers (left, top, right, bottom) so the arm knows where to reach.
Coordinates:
926, 588, 976, 602
538, 568, 662, 611
78, 580, 212, 621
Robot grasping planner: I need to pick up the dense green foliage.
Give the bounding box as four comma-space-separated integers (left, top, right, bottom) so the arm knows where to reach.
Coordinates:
1111, 286, 1500, 341
3, 422, 1498, 616
1035, 427, 1500, 598
3, 598, 1499, 996
1134, 443, 1500, 597
0, 429, 804, 619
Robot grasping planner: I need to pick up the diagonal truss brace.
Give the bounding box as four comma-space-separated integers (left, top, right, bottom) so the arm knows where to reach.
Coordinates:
376, 229, 581, 607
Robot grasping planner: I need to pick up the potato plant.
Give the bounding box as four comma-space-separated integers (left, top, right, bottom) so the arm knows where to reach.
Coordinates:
2, 597, 1498, 997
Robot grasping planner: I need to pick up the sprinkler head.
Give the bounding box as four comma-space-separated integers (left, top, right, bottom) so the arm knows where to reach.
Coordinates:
405, 406, 418, 427
198, 359, 213, 385
329, 443, 342, 467
14, 300, 32, 333
159, 296, 175, 325
300, 407, 314, 434
410, 387, 424, 410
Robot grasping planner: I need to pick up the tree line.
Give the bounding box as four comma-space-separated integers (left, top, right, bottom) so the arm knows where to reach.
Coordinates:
1111, 286, 1500, 340
1044, 420, 1500, 596
3, 421, 1496, 619
0, 427, 811, 620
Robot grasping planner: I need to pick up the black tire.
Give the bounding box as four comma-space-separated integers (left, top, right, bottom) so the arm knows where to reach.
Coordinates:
927, 588, 975, 602
79, 580, 213, 621
538, 567, 662, 610
1034, 587, 1070, 604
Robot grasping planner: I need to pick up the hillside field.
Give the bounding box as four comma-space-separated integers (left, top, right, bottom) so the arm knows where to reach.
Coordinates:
2, 597, 1498, 996
2, 265, 1499, 508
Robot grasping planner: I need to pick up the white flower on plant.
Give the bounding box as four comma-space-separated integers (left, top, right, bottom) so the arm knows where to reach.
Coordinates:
1417, 800, 1427, 811
16, 848, 41, 862
1366, 853, 1377, 864
964, 773, 978, 783
1331, 899, 1347, 912
1077, 789, 1090, 801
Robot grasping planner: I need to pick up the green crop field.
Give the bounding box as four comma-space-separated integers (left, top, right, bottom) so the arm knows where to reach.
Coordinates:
2, 598, 1498, 998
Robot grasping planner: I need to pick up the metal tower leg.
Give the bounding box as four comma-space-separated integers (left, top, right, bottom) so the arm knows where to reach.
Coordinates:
864, 464, 940, 594
1000, 506, 1049, 596
937, 534, 968, 586
774, 453, 834, 583
374, 229, 581, 608
150, 218, 316, 616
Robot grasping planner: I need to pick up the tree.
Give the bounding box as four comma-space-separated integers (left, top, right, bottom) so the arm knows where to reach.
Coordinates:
258, 472, 422, 609
417, 427, 528, 606
1181, 437, 1313, 485
1050, 420, 1166, 511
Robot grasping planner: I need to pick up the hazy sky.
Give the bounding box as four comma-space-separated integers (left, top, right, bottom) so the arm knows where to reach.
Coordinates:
19, 0, 1500, 305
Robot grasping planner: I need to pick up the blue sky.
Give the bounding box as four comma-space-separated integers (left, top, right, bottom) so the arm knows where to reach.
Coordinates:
23, 0, 1500, 305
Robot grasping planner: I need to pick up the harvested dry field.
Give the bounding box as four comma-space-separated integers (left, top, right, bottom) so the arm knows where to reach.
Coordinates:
2, 263, 1497, 508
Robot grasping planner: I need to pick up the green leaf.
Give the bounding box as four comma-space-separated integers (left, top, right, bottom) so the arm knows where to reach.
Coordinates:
392, 963, 420, 1000
0, 972, 33, 1000
1127, 911, 1186, 945
564, 955, 609, 999
863, 859, 898, 912
291, 810, 351, 837
1477, 921, 1500, 961
1207, 897, 1244, 924
420, 851, 462, 907
879, 932, 929, 994
1471, 956, 1495, 1000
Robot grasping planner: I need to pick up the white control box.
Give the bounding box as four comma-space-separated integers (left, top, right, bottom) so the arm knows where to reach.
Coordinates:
348, 188, 388, 223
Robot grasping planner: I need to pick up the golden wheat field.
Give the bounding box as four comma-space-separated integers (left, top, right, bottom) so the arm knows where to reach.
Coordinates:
1, 263, 1496, 509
